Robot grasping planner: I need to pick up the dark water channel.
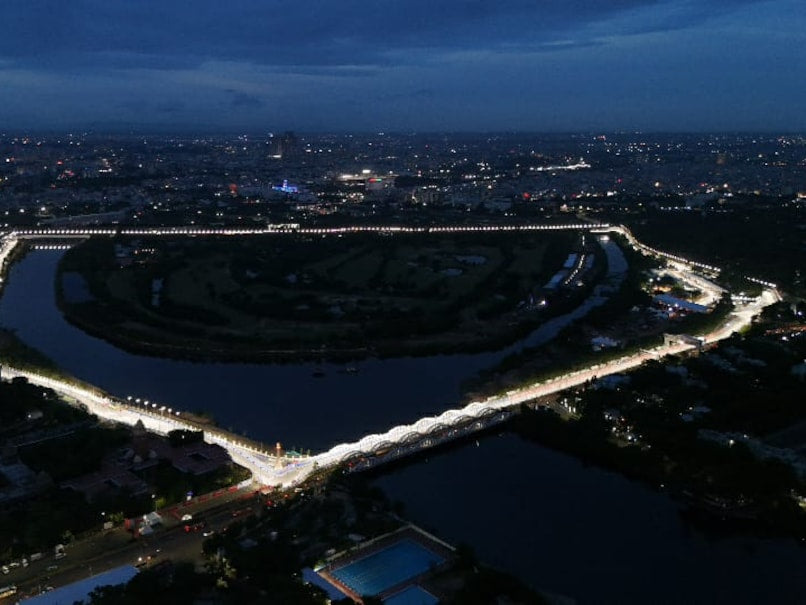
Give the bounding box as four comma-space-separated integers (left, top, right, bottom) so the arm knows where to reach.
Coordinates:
3, 247, 805, 603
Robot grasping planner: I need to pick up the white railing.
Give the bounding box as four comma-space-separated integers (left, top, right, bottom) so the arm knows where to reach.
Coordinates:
0, 223, 780, 485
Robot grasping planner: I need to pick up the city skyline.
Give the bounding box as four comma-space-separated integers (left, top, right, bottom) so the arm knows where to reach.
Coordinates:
1, 0, 805, 133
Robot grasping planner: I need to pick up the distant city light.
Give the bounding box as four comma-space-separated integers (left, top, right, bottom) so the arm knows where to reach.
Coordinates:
272, 179, 299, 194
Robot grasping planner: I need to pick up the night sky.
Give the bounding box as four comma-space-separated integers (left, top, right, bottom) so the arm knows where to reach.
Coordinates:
1, 0, 804, 132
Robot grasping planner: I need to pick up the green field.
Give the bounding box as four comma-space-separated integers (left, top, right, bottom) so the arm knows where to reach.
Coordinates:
57, 230, 593, 359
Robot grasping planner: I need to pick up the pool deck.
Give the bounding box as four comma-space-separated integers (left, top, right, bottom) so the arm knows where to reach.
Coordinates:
316, 524, 455, 602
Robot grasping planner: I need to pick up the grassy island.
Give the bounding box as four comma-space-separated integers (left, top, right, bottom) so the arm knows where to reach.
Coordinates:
55, 230, 605, 361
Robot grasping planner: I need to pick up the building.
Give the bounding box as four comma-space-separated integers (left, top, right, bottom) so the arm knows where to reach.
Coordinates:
20, 565, 139, 604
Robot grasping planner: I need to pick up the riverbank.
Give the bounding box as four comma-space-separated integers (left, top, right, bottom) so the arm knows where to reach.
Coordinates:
52, 300, 588, 364
52, 230, 608, 363
2, 235, 803, 602
0, 376, 251, 561
372, 427, 806, 605
502, 300, 806, 543
512, 405, 806, 540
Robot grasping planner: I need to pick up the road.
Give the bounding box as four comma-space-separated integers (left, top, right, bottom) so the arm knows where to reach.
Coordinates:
5, 487, 262, 601
0, 220, 783, 599
0, 223, 782, 486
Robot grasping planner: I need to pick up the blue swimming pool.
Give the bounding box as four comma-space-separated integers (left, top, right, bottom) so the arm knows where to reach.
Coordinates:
384, 585, 440, 605
331, 539, 444, 596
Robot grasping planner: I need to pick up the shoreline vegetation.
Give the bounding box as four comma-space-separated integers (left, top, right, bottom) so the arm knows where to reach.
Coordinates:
510, 394, 806, 541
0, 325, 109, 398
462, 238, 738, 400
6, 226, 804, 547
53, 230, 608, 363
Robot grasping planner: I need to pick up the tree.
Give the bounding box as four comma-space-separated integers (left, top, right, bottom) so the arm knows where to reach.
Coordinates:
167, 429, 204, 447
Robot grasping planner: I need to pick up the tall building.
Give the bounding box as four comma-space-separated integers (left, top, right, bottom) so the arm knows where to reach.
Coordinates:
270, 131, 298, 159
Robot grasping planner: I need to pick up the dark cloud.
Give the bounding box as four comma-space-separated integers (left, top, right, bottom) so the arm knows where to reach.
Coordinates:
154, 101, 186, 114
0, 0, 761, 71
374, 87, 437, 102
264, 65, 380, 78
227, 91, 262, 109
0, 0, 802, 131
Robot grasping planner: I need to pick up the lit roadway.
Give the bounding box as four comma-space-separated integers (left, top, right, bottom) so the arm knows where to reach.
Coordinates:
10, 222, 601, 238
0, 223, 782, 487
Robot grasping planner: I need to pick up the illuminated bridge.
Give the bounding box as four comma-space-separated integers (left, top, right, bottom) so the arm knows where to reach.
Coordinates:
0, 223, 781, 486
310, 342, 697, 472
0, 278, 775, 487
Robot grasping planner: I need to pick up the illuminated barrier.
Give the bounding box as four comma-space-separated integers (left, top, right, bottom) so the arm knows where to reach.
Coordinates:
0, 365, 301, 487
309, 323, 764, 473
31, 244, 74, 250
0, 224, 781, 484
9, 222, 613, 240
0, 282, 776, 485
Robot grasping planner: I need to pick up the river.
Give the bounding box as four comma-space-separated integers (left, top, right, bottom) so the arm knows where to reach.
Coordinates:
0, 241, 623, 451
374, 432, 806, 604
2, 244, 805, 603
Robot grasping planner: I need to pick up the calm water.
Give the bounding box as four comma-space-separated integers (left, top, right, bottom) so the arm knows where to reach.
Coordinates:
60, 271, 94, 303
0, 247, 621, 450
0, 253, 476, 450
3, 247, 806, 603
375, 433, 806, 604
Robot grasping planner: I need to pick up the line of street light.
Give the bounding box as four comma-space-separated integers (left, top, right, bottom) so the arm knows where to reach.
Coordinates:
0, 223, 782, 487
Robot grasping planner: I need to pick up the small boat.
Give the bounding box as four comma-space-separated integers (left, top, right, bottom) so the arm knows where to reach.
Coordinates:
312, 368, 325, 378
